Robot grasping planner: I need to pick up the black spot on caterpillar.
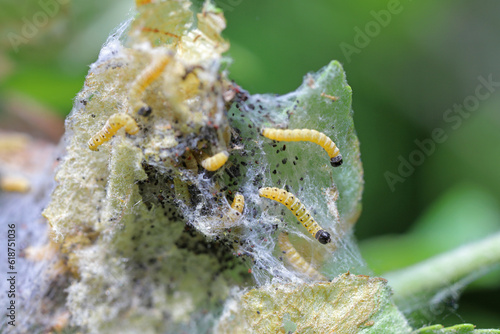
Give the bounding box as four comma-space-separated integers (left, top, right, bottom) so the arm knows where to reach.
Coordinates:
88, 113, 139, 151
258, 187, 331, 244
261, 128, 342, 167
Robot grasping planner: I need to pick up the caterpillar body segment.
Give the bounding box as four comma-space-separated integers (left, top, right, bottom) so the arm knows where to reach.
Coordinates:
223, 192, 245, 224
278, 232, 327, 281
230, 193, 244, 215
201, 151, 229, 171
88, 113, 139, 151
258, 187, 331, 244
261, 128, 343, 167
129, 53, 171, 114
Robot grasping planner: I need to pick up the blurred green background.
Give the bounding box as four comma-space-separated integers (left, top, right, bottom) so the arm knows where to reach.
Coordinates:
1, 0, 499, 328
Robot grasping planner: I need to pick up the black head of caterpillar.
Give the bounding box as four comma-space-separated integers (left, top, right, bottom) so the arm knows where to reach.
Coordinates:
137, 106, 152, 117
330, 155, 343, 167
314, 230, 331, 244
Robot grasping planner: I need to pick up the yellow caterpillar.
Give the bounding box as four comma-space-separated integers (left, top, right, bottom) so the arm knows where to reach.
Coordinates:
224, 192, 245, 223
278, 232, 326, 281
230, 193, 244, 215
258, 187, 331, 244
261, 128, 342, 167
88, 113, 139, 151
208, 193, 245, 229
128, 53, 171, 115
201, 151, 229, 171
0, 175, 30, 193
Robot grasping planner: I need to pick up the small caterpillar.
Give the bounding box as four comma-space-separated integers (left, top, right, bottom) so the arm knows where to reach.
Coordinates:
223, 192, 245, 224
210, 193, 245, 229
128, 53, 171, 115
230, 193, 244, 215
88, 113, 139, 151
258, 187, 331, 244
278, 232, 326, 281
0, 175, 30, 193
261, 128, 342, 167
320, 92, 338, 101
201, 151, 229, 171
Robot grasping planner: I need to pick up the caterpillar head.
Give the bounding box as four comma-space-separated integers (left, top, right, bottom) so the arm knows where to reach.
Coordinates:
315, 230, 331, 244
330, 155, 343, 167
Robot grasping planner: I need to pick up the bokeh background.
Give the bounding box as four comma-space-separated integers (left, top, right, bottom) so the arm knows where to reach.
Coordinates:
1, 0, 499, 328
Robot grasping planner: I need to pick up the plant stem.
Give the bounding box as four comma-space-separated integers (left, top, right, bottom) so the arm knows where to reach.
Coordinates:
383, 232, 500, 307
